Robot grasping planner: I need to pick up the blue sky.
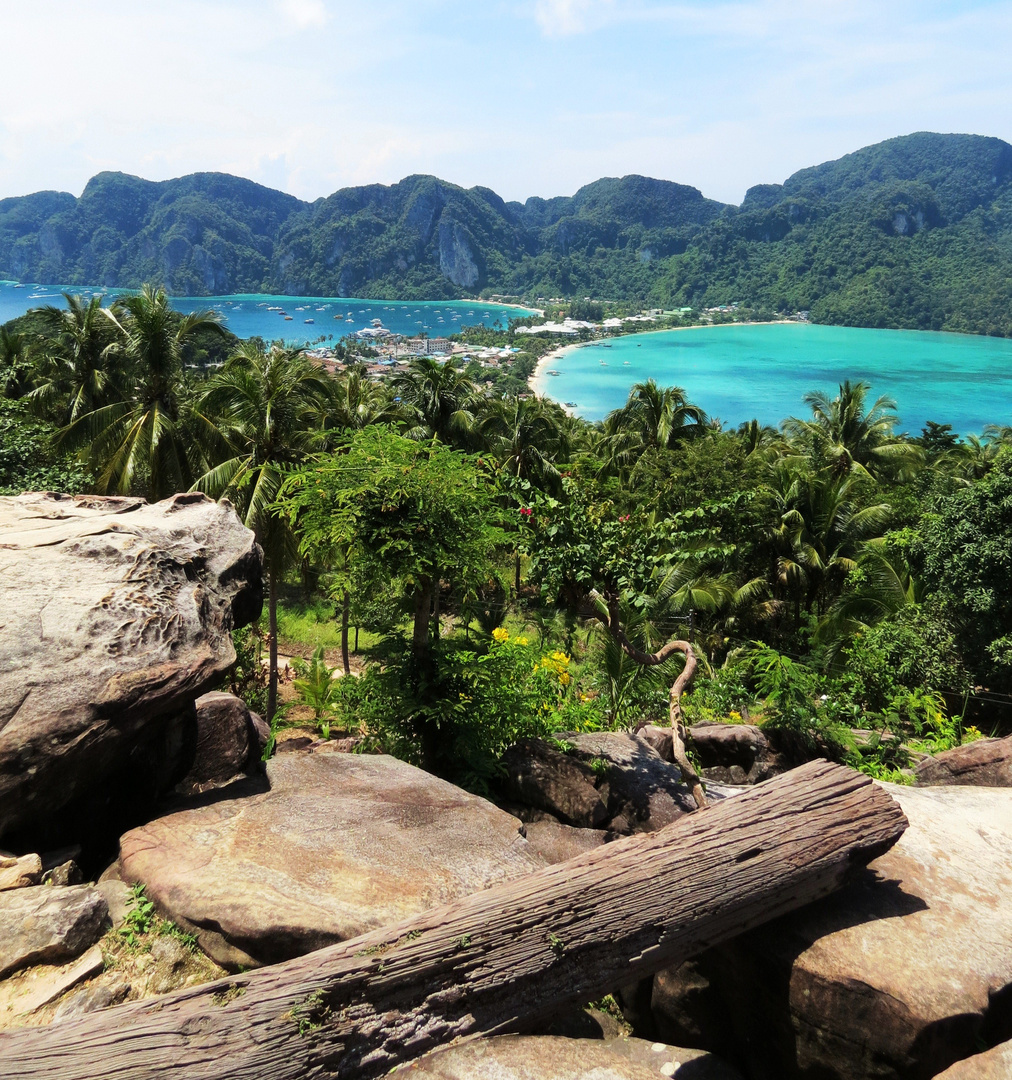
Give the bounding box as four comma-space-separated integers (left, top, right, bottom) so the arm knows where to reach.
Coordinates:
2, 0, 1011, 205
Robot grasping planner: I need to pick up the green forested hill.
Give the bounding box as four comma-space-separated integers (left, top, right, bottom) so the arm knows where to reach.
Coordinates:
3, 132, 1012, 334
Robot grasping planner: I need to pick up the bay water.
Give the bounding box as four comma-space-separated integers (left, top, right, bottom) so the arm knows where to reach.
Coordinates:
534, 322, 1012, 435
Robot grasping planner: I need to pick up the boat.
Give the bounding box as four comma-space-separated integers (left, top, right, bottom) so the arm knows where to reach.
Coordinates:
305, 319, 314, 324
599, 361, 607, 366
284, 316, 293, 321
623, 361, 631, 365
547, 370, 562, 376
565, 401, 578, 407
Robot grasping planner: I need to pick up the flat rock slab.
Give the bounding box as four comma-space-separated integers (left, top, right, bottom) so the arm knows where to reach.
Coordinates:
0, 945, 103, 1026
117, 753, 543, 969
709, 783, 1012, 1079
408, 1034, 743, 1080
0, 854, 42, 891
0, 492, 262, 839
915, 735, 1012, 787
0, 885, 108, 979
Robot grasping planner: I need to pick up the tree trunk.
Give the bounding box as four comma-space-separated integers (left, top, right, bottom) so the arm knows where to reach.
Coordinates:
340, 591, 351, 676
0, 762, 906, 1080
515, 550, 521, 597
431, 570, 440, 643
267, 570, 279, 722
412, 579, 432, 658
592, 590, 707, 809
354, 625, 359, 654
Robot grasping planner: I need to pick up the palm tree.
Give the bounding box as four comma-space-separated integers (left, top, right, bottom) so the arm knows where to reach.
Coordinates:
62, 285, 225, 500
193, 340, 335, 720
328, 368, 397, 433
477, 395, 571, 595
27, 294, 123, 423
476, 396, 570, 491
602, 380, 707, 473
393, 355, 479, 446
0, 327, 36, 399
783, 380, 922, 480
763, 461, 893, 625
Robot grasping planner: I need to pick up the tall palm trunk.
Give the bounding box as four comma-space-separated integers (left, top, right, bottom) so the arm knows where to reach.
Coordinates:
341, 590, 351, 675
267, 571, 279, 722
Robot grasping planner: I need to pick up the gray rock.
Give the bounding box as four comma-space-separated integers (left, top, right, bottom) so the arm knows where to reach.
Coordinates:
177, 691, 265, 794
0, 853, 42, 891
500, 737, 609, 828
522, 818, 608, 864
565, 732, 696, 832
0, 885, 108, 978
915, 735, 1012, 787
688, 722, 771, 785
52, 978, 130, 1022
42, 860, 82, 887
94, 878, 133, 930
0, 492, 262, 842
410, 1034, 742, 1079
116, 753, 542, 969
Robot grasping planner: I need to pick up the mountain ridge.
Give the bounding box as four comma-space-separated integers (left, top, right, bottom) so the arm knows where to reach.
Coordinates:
3, 132, 1012, 334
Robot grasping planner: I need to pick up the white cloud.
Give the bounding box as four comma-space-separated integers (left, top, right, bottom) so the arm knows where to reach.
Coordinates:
277, 0, 328, 29
533, 0, 616, 36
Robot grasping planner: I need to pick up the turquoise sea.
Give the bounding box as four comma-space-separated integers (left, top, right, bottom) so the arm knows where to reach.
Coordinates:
0, 280, 534, 343
534, 323, 1012, 435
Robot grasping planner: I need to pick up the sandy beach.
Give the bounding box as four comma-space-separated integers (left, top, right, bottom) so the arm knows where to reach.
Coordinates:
527, 320, 797, 402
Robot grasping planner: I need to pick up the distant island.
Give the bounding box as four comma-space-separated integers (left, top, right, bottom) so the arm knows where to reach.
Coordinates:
3, 131, 1012, 336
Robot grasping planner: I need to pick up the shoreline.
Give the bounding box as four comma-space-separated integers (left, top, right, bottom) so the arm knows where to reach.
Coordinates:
528, 320, 797, 404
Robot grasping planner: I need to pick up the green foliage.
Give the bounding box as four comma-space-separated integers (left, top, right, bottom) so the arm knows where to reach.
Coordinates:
0, 398, 91, 494
117, 884, 198, 952
290, 646, 341, 738
329, 632, 596, 788
917, 448, 1012, 691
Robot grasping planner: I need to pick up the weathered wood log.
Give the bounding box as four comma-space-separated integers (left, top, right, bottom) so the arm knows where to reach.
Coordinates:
0, 761, 906, 1080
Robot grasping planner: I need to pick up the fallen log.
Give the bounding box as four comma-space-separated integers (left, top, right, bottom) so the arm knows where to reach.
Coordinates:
0, 760, 906, 1080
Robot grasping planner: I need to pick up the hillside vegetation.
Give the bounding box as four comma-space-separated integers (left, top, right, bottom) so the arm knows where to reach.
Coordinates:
4, 133, 1012, 333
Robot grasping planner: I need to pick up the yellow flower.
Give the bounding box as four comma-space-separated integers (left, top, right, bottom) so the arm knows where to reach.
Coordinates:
559, 672, 571, 686
551, 651, 571, 665
518, 636, 529, 646
492, 627, 509, 643
728, 710, 742, 721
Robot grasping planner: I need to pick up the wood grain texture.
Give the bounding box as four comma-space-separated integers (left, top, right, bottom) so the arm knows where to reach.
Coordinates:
0, 760, 907, 1080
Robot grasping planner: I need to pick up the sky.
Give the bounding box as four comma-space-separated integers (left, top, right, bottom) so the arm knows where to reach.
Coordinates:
1, 0, 1011, 207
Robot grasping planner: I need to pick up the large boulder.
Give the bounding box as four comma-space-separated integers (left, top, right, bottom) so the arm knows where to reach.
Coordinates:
176, 692, 268, 794
914, 736, 1012, 787
688, 722, 773, 785
409, 1034, 743, 1080
0, 885, 108, 979
0, 492, 262, 842
500, 737, 609, 828
116, 752, 543, 969
633, 782, 1012, 1079
564, 732, 697, 832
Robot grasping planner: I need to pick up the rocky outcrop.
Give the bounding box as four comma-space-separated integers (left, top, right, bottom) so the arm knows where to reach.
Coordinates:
176, 692, 268, 795
0, 885, 108, 979
0, 492, 262, 843
500, 732, 735, 835
914, 735, 1012, 787
410, 1034, 743, 1080
626, 782, 1012, 1079
565, 732, 699, 832
116, 753, 542, 969
500, 737, 609, 827
688, 722, 773, 785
